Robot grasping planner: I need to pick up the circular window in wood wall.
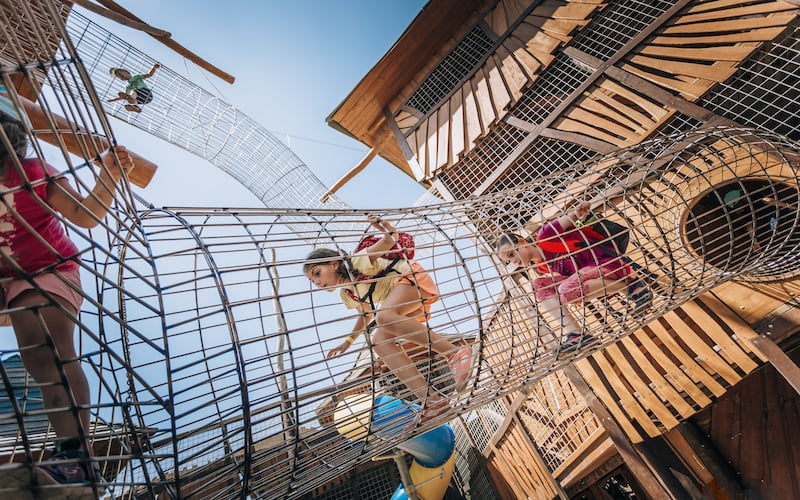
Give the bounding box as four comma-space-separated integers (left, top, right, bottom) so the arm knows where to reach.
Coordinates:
684, 178, 800, 280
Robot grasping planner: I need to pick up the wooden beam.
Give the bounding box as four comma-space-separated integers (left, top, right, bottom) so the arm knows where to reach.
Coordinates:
15, 92, 157, 187
67, 0, 170, 37
319, 134, 392, 202
749, 335, 800, 397
385, 106, 426, 180
675, 420, 746, 499
93, 0, 235, 84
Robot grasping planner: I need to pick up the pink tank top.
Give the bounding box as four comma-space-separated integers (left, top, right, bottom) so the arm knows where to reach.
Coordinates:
0, 159, 79, 276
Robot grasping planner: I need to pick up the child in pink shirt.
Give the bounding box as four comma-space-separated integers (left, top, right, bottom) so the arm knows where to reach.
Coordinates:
1, 90, 133, 489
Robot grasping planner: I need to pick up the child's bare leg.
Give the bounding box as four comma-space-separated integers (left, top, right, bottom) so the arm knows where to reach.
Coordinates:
374, 285, 459, 356
371, 327, 438, 403
533, 274, 581, 333
10, 291, 90, 444
558, 267, 628, 305
537, 296, 581, 333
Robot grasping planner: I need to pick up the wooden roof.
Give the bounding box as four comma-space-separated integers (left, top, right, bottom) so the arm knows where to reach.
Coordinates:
326, 0, 488, 179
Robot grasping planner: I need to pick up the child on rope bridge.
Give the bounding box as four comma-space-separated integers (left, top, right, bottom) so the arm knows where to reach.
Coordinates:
495, 201, 651, 355
0, 87, 133, 489
304, 215, 473, 429
107, 62, 160, 113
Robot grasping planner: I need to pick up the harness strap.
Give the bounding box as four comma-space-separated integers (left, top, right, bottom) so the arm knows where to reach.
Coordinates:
345, 258, 403, 310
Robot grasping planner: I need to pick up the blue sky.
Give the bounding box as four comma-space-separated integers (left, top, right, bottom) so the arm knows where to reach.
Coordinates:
87, 0, 430, 209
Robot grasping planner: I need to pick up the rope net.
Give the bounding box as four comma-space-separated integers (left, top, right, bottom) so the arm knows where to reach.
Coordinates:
1, 1, 799, 499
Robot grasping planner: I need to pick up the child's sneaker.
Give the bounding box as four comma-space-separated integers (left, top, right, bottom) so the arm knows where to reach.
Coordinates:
448, 346, 474, 392
35, 438, 105, 497
554, 332, 599, 356
627, 278, 653, 316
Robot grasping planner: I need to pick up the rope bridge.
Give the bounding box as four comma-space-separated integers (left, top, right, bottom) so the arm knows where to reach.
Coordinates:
1, 1, 799, 499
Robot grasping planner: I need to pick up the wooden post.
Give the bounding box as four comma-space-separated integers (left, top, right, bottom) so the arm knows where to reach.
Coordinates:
319, 134, 391, 202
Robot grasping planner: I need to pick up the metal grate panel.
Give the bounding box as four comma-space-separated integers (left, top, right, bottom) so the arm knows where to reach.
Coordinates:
406, 25, 495, 115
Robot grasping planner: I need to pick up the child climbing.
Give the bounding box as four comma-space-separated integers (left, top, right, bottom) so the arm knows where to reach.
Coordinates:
304, 215, 473, 429
107, 62, 160, 113
0, 88, 134, 489
495, 201, 651, 355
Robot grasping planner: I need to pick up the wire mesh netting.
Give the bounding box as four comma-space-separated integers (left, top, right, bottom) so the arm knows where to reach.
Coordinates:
1, 1, 800, 499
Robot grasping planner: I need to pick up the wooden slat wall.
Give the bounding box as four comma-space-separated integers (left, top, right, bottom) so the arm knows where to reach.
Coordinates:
573, 294, 768, 443
397, 0, 607, 180
518, 371, 602, 464
554, 0, 799, 150
487, 419, 560, 499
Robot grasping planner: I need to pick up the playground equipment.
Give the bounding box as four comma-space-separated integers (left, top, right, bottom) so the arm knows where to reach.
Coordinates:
1, 1, 799, 498
335, 394, 456, 500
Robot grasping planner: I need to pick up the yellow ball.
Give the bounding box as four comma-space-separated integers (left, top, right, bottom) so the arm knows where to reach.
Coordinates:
333, 394, 374, 442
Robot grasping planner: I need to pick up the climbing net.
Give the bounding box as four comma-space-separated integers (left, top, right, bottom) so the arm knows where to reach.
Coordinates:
1, 1, 800, 499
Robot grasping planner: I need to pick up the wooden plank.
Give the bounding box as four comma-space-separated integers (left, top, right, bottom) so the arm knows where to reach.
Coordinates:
525, 30, 560, 65
647, 319, 727, 396
501, 0, 526, 24
628, 54, 737, 83
524, 16, 578, 39
619, 62, 710, 99
488, 1, 509, 36
414, 117, 428, 174
651, 26, 785, 45
573, 359, 644, 440
579, 95, 649, 134
675, 2, 798, 25
570, 105, 640, 140
631, 329, 712, 408
425, 113, 438, 178
591, 352, 662, 437
606, 342, 681, 430
394, 109, 419, 130
663, 309, 742, 386
449, 86, 466, 160
619, 336, 696, 418
503, 35, 542, 80
472, 69, 497, 133
555, 117, 630, 147
532, 0, 600, 20
435, 104, 450, 171
462, 79, 482, 151
564, 365, 671, 499
485, 54, 512, 115
685, 0, 782, 13
699, 293, 768, 361
493, 45, 528, 102
589, 88, 657, 131
598, 79, 668, 121
674, 421, 748, 499
639, 44, 757, 62
661, 13, 797, 34
539, 127, 617, 153
679, 300, 758, 373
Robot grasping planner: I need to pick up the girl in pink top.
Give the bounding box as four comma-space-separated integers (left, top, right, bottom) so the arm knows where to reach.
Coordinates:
495, 202, 647, 355
0, 96, 133, 488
